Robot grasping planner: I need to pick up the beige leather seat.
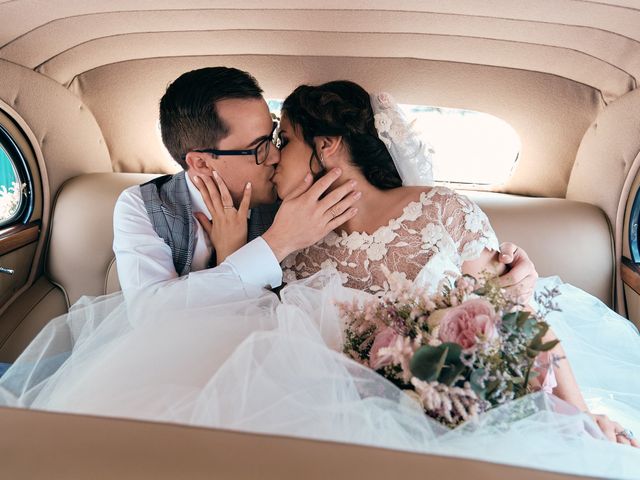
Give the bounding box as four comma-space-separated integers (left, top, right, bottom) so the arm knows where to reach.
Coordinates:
47, 172, 159, 306
46, 173, 614, 308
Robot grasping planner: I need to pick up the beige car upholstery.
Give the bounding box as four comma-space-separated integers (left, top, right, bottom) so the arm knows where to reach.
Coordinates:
0, 406, 595, 480
46, 172, 158, 306
465, 191, 613, 307
46, 173, 613, 309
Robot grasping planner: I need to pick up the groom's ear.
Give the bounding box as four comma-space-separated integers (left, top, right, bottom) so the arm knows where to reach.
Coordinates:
185, 152, 214, 175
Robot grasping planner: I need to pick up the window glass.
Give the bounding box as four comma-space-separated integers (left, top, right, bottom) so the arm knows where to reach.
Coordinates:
267, 99, 283, 117
0, 144, 23, 224
0, 125, 29, 226
268, 100, 520, 185
401, 105, 520, 185
629, 187, 640, 263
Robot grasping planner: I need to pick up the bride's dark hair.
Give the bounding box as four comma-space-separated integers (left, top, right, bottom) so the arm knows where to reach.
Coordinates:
281, 81, 402, 189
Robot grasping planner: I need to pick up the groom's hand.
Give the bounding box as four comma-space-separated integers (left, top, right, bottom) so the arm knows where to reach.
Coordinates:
497, 242, 538, 304
263, 168, 361, 262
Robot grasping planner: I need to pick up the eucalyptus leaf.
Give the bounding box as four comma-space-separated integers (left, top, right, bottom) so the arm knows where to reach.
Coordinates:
526, 347, 539, 358
410, 344, 448, 381
410, 343, 463, 382
537, 339, 560, 352
439, 362, 466, 386
502, 312, 518, 327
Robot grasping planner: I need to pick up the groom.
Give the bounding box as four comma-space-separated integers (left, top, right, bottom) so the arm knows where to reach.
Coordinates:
113, 67, 537, 301
113, 67, 360, 296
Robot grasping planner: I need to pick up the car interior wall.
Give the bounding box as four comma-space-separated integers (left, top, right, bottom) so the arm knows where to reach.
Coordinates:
0, 60, 112, 355
0, 60, 112, 196
567, 87, 640, 313
70, 55, 603, 198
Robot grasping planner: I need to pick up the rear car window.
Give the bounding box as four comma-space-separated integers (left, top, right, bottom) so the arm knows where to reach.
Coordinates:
401, 104, 520, 185
268, 99, 520, 186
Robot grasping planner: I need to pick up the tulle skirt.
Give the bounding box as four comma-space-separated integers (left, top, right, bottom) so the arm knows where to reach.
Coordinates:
1, 271, 639, 478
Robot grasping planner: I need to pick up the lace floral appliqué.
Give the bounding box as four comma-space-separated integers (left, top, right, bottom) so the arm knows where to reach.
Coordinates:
283, 187, 499, 295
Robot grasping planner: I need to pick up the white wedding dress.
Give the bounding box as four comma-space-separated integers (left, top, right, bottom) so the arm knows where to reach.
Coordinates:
1, 187, 639, 478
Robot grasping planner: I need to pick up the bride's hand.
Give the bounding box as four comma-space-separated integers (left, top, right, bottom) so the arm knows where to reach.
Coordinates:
193, 171, 251, 265
589, 413, 639, 448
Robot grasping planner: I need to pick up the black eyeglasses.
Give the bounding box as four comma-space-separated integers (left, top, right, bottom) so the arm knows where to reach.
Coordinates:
186, 122, 278, 165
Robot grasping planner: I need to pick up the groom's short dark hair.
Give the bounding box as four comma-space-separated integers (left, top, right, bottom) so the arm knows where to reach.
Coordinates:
159, 67, 263, 168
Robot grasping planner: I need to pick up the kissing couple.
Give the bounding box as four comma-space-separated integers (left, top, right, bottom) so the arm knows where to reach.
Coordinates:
1, 67, 639, 478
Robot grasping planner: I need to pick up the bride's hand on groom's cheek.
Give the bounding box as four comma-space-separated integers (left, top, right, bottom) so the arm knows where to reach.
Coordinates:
193, 171, 251, 265
497, 242, 538, 304
263, 167, 361, 262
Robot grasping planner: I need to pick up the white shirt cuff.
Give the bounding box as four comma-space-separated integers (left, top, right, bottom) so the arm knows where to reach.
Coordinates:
223, 237, 282, 288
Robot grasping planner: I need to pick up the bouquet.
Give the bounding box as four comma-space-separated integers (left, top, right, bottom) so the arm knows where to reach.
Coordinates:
338, 268, 561, 428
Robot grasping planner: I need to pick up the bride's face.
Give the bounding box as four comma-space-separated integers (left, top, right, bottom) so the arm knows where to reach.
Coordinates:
271, 114, 314, 199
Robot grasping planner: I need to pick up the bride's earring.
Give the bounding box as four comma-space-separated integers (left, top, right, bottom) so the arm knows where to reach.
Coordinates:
319, 153, 325, 167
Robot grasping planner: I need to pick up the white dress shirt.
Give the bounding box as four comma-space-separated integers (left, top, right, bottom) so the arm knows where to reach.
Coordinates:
113, 173, 282, 293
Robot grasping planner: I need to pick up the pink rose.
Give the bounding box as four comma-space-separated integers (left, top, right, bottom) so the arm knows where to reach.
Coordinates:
433, 299, 498, 349
369, 327, 398, 369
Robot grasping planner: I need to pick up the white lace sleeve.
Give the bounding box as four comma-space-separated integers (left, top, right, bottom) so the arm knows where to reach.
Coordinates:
438, 190, 500, 262
411, 188, 500, 292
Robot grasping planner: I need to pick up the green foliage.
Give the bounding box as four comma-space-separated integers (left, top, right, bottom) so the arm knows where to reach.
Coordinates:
410, 343, 465, 386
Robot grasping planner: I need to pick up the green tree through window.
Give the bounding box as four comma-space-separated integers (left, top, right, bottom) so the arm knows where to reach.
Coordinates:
0, 144, 22, 223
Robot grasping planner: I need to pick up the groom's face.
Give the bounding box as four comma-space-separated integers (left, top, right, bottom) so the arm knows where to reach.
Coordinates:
197, 97, 279, 207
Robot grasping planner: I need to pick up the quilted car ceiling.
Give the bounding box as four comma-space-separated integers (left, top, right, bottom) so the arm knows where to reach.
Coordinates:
0, 0, 638, 103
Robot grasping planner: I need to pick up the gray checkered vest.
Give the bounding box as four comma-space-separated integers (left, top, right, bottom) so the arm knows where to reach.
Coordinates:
140, 171, 278, 276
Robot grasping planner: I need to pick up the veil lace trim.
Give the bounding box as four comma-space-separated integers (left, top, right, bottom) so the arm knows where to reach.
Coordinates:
370, 92, 435, 187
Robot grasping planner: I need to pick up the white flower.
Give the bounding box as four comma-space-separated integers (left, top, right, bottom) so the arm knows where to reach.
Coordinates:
283, 269, 298, 283
389, 122, 407, 142
344, 232, 368, 251
373, 227, 396, 244
323, 231, 340, 247
374, 112, 392, 133
465, 205, 486, 233
376, 92, 393, 108
421, 223, 446, 250
461, 239, 487, 261
403, 201, 423, 222
281, 254, 297, 269
319, 259, 338, 271
367, 242, 387, 261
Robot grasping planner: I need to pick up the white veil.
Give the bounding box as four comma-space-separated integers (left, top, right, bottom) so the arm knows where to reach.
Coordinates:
370, 92, 435, 186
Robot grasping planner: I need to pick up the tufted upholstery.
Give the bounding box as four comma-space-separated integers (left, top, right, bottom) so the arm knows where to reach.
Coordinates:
567, 88, 640, 310
0, 59, 112, 196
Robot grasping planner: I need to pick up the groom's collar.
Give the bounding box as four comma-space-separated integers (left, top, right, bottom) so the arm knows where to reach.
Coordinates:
185, 172, 211, 220
184, 172, 251, 220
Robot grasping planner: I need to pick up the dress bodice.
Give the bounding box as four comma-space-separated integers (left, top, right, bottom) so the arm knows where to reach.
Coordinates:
283, 187, 500, 294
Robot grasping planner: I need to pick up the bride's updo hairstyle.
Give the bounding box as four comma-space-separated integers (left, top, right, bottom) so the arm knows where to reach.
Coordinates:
281, 81, 402, 189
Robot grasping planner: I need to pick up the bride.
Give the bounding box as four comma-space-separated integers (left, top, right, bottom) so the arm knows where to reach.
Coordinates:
1, 80, 639, 478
